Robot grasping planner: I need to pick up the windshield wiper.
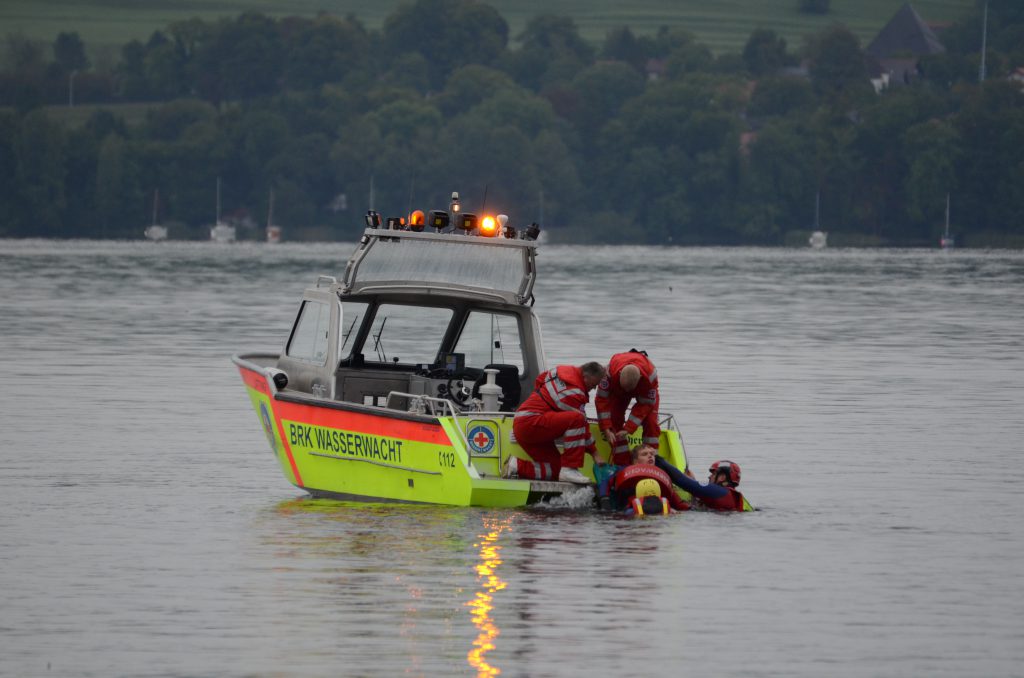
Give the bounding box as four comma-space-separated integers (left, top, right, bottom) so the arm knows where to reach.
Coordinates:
372, 316, 388, 362
341, 314, 359, 351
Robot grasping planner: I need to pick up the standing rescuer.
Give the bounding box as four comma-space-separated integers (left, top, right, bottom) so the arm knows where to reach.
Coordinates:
596, 350, 660, 465
503, 361, 607, 484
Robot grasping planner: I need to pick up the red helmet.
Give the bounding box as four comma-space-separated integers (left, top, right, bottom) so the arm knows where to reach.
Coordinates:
709, 460, 741, 487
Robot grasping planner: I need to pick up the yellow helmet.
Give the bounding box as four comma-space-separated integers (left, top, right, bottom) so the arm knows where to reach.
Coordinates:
635, 478, 661, 498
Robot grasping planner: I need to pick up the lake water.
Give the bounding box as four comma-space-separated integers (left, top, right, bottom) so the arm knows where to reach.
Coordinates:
1, 239, 1023, 677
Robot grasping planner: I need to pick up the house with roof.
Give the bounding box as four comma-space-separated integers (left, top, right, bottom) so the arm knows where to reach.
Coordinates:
866, 3, 946, 92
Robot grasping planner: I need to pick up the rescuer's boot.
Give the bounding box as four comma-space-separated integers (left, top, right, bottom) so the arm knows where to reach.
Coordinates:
558, 467, 590, 485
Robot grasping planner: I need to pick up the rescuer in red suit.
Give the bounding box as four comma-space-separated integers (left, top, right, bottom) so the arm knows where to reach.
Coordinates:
595, 350, 660, 466
692, 460, 747, 511
502, 361, 606, 484
664, 457, 748, 512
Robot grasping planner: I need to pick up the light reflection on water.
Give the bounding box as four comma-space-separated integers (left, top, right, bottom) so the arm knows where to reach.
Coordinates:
466, 515, 512, 677
2, 240, 1024, 677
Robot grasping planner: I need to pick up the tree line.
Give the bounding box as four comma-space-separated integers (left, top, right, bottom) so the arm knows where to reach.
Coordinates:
1, 0, 1023, 245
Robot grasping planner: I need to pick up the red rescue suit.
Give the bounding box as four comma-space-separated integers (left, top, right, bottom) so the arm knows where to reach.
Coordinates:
512, 365, 597, 480
697, 487, 747, 512
596, 351, 660, 465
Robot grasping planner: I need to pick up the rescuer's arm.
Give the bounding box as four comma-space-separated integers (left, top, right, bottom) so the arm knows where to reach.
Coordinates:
595, 375, 613, 434
623, 383, 657, 435
671, 472, 729, 501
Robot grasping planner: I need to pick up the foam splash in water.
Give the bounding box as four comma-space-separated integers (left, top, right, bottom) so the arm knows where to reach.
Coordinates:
537, 485, 595, 510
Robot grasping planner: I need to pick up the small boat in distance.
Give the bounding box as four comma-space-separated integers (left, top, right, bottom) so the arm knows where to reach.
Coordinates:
143, 189, 168, 241
266, 189, 281, 244
940, 193, 954, 250
808, 190, 827, 249
209, 177, 236, 243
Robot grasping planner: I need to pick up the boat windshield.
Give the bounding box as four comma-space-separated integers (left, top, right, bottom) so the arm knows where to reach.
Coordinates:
365, 303, 453, 366
453, 310, 524, 371
356, 238, 526, 295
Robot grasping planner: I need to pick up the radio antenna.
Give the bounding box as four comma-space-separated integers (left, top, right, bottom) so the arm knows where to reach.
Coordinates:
406, 177, 415, 220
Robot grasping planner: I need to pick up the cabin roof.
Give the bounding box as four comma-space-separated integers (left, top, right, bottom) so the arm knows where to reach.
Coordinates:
341, 228, 539, 306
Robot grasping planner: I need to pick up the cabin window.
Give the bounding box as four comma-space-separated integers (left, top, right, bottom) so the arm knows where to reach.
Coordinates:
454, 311, 524, 371
366, 304, 452, 366
338, 300, 368, 360
287, 300, 331, 364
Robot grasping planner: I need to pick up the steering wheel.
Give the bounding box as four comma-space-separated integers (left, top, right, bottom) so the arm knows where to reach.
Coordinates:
446, 377, 472, 405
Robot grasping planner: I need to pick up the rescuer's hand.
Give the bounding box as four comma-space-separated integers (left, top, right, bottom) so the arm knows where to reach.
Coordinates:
602, 429, 618, 445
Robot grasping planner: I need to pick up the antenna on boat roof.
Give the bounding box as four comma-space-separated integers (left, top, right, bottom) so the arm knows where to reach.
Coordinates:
481, 184, 488, 215
446, 191, 460, 233
406, 177, 415, 221
369, 175, 375, 211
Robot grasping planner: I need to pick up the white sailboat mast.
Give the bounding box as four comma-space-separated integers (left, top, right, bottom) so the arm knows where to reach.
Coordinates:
980, 1, 988, 82
944, 193, 951, 238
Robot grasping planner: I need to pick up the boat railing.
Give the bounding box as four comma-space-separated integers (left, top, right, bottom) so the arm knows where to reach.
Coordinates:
385, 391, 473, 451
659, 413, 679, 431
658, 413, 689, 465
587, 412, 679, 432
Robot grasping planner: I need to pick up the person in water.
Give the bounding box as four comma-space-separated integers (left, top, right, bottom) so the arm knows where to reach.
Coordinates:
647, 447, 748, 512
503, 361, 606, 484
692, 459, 747, 511
598, 445, 748, 513
598, 445, 687, 514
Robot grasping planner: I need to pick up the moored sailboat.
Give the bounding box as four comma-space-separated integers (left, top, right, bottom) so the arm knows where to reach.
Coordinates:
143, 189, 168, 241
209, 177, 236, 243
808, 190, 827, 249
940, 193, 954, 249
266, 189, 281, 244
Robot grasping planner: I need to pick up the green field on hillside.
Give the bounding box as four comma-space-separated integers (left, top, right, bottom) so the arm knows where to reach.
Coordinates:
2, 0, 974, 58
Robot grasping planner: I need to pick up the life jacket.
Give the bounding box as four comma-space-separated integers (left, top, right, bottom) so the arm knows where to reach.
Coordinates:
698, 486, 747, 512
611, 464, 689, 511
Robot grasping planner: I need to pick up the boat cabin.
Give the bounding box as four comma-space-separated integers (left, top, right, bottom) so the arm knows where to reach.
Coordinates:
274, 220, 546, 415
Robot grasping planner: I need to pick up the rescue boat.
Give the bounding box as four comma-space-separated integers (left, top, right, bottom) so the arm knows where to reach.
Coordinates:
232, 194, 691, 506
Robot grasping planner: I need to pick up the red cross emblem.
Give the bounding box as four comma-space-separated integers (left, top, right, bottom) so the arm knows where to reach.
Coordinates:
467, 424, 496, 454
